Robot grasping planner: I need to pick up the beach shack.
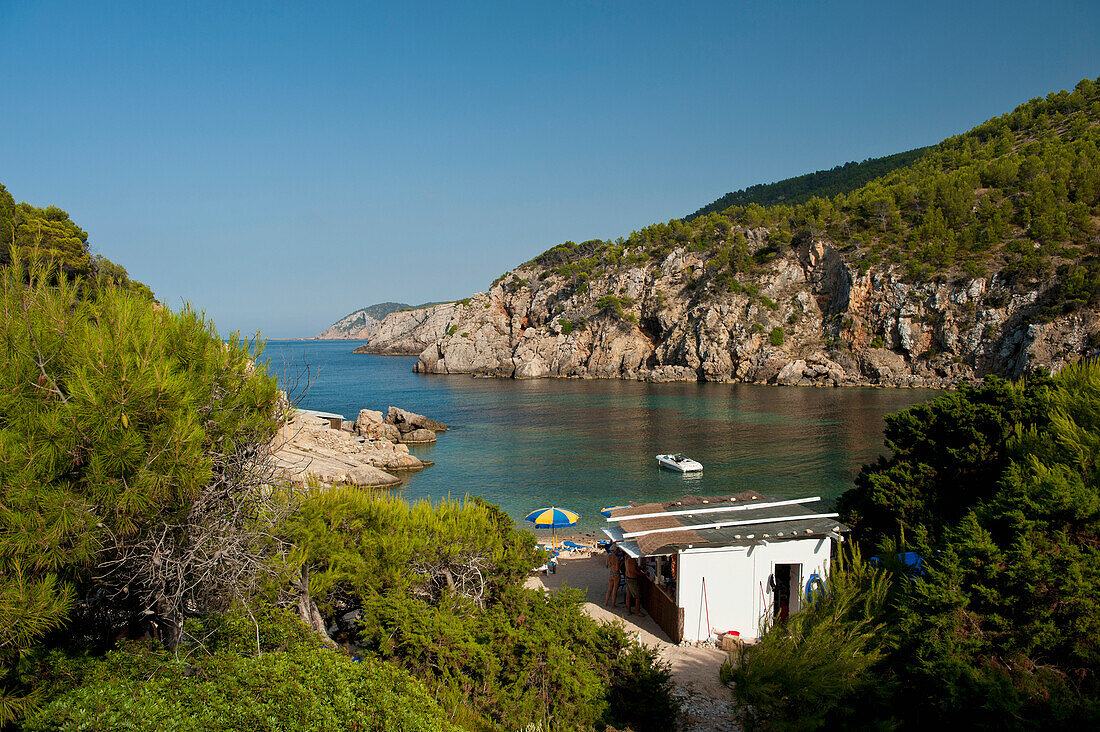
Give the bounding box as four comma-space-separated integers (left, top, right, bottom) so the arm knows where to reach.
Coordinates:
603, 491, 848, 643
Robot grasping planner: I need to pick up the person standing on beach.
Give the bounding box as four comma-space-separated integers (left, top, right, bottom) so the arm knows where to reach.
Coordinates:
604, 546, 621, 607
624, 556, 645, 616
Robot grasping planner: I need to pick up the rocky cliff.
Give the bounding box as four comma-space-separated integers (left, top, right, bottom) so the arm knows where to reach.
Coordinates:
358, 233, 1097, 387
351, 80, 1100, 387
318, 309, 383, 340
317, 302, 414, 339
352, 302, 461, 355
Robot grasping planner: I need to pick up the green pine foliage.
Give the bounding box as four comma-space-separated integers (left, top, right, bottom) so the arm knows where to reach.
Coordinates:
0, 253, 281, 722
0, 184, 90, 275
724, 548, 895, 731
837, 374, 1053, 549
0, 244, 679, 730
24, 607, 459, 732
735, 362, 1100, 729
594, 294, 635, 320
0, 182, 154, 298
281, 488, 679, 731
888, 363, 1100, 725
521, 78, 1100, 312
28, 649, 455, 732
688, 147, 929, 219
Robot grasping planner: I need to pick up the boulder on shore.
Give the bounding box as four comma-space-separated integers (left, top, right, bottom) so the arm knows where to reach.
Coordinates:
361, 422, 403, 443
273, 408, 426, 488
385, 406, 447, 433
400, 428, 437, 444
273, 447, 404, 488
354, 408, 384, 435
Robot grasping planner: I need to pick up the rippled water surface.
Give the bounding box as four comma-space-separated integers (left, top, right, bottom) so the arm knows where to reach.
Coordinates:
265, 341, 939, 531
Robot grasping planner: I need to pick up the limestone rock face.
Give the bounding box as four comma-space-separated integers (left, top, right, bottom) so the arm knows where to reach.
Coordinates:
776, 360, 808, 386
272, 405, 446, 488
354, 409, 384, 435
354, 232, 1098, 388
317, 310, 383, 340
360, 422, 402, 444
353, 302, 461, 355
385, 406, 447, 433
400, 428, 437, 444
272, 410, 422, 488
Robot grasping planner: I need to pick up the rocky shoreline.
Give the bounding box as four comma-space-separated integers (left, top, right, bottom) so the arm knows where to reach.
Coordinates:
273, 405, 447, 488
351, 236, 1098, 390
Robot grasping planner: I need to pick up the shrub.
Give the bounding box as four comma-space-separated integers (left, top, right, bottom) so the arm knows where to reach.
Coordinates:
827, 365, 1100, 726
604, 644, 680, 731
26, 645, 457, 732
560, 319, 575, 335
726, 549, 894, 732
769, 326, 785, 346
282, 489, 679, 731
595, 295, 634, 320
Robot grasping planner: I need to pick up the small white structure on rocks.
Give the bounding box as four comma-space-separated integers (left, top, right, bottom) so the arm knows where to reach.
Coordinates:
272, 405, 446, 489
603, 491, 847, 643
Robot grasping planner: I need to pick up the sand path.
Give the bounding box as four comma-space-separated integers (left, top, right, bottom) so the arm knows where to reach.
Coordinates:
526, 551, 740, 731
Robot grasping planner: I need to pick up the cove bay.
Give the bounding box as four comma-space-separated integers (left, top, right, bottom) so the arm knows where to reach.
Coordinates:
267, 340, 937, 531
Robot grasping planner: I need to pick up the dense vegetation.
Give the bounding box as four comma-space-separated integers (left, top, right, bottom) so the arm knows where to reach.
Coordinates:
0, 236, 677, 729
687, 147, 928, 219
517, 78, 1100, 317
0, 184, 90, 275
281, 488, 677, 731
730, 363, 1100, 729
0, 252, 287, 720
23, 609, 459, 731
0, 183, 153, 298
333, 301, 413, 323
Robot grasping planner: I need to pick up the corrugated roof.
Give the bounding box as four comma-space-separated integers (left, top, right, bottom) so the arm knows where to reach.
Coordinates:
608, 491, 767, 521
608, 492, 848, 556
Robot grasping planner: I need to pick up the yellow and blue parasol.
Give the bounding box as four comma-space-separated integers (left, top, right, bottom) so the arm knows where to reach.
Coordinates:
524, 506, 580, 548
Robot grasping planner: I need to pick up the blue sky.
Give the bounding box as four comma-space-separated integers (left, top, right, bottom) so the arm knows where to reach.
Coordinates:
2, 1, 1097, 337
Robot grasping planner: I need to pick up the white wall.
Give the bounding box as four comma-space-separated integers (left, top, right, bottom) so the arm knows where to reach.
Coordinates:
677, 538, 833, 642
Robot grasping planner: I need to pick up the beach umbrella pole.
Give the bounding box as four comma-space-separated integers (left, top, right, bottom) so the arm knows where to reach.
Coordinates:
523, 505, 579, 552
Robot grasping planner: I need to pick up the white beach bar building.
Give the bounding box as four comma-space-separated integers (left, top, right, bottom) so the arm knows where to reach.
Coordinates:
603, 491, 848, 643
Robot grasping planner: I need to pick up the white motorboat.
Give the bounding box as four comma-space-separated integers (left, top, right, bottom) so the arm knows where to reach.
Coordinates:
656, 453, 703, 472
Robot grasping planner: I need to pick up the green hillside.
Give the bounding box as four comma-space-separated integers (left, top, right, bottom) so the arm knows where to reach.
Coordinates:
330, 302, 412, 324
524, 77, 1100, 316
361, 301, 412, 319
687, 147, 928, 220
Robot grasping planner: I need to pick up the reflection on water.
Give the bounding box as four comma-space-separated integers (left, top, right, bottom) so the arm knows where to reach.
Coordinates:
265, 341, 940, 530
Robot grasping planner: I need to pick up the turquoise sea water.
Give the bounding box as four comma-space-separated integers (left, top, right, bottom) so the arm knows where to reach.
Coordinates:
265, 340, 938, 532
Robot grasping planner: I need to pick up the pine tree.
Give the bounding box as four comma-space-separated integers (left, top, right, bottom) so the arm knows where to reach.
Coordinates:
0, 252, 283, 722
